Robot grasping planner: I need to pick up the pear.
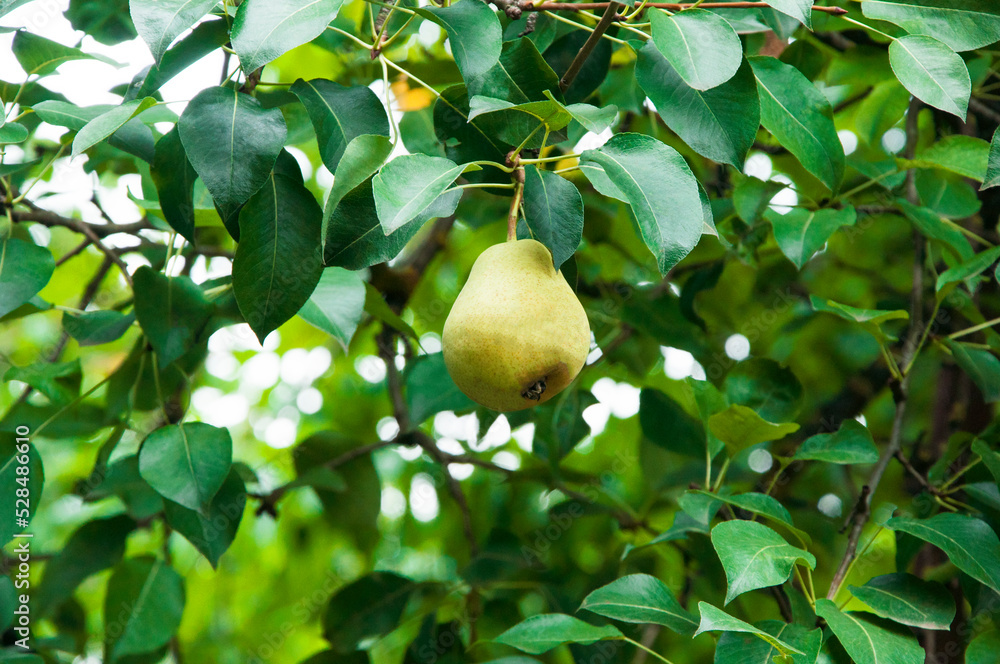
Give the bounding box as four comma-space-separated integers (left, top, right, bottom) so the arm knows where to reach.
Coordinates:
442, 239, 591, 412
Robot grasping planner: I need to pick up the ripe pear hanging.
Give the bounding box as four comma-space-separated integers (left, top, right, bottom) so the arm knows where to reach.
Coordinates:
442, 239, 591, 412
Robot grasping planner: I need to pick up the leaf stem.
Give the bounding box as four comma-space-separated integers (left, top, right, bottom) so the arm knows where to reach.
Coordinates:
34, 371, 115, 438
711, 457, 731, 492
325, 25, 376, 49
621, 636, 675, 664
519, 153, 580, 165
446, 182, 515, 192
940, 457, 981, 491
948, 316, 1000, 340
839, 15, 895, 41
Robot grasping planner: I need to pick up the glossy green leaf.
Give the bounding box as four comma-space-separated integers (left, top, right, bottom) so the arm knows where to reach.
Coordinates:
67, 0, 136, 46
749, 56, 844, 192
710, 520, 815, 603
714, 620, 821, 664
580, 573, 698, 635
943, 339, 1000, 403
138, 422, 233, 510
323, 572, 417, 653
815, 599, 923, 664
405, 353, 476, 425
848, 573, 955, 630
650, 9, 742, 91
469, 37, 560, 104
0, 121, 27, 144
467, 96, 570, 148
763, 0, 812, 28
233, 173, 324, 343
150, 126, 197, 243
4, 359, 81, 405
35, 515, 134, 616
290, 78, 389, 172
580, 133, 703, 275
0, 438, 43, 545
298, 267, 366, 350
12, 30, 114, 76
766, 206, 857, 269
130, 18, 230, 99
694, 602, 804, 657
164, 468, 246, 568
899, 135, 989, 181
0, 237, 55, 319
72, 96, 155, 157
810, 296, 909, 326
886, 513, 1000, 592
63, 309, 135, 346
708, 404, 799, 455
862, 0, 1000, 52
129, 0, 219, 64
985, 125, 1000, 190
177, 86, 287, 237
691, 490, 809, 544
416, 0, 502, 83
104, 557, 185, 662
794, 419, 878, 464
968, 631, 1000, 664
889, 35, 970, 120
233, 0, 344, 73
322, 134, 394, 258
372, 154, 466, 234
936, 245, 1000, 292
636, 43, 759, 169
132, 266, 213, 366
494, 614, 622, 654
516, 165, 583, 269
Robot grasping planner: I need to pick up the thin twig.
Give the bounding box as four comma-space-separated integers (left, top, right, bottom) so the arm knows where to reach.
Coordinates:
559, 1, 621, 92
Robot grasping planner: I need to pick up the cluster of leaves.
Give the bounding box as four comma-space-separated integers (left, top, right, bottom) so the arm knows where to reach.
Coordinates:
2, 0, 1000, 663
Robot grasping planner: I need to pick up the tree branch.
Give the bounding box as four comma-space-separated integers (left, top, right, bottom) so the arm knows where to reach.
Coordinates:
559, 1, 621, 93
527, 1, 847, 13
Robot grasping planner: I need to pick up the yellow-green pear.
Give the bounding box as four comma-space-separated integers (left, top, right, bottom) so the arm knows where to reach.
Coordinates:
442, 239, 591, 412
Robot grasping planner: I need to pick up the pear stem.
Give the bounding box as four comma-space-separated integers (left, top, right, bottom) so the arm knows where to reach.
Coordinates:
507, 178, 525, 241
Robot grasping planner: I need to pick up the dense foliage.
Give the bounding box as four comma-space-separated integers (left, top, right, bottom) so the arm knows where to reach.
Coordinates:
2, 0, 1000, 662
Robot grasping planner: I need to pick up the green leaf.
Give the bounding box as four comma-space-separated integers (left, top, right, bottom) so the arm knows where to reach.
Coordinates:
972, 439, 1000, 484
405, 353, 476, 426
580, 573, 698, 635
150, 126, 197, 243
516, 166, 583, 270
164, 468, 246, 568
130, 19, 230, 98
417, 0, 501, 83
714, 620, 821, 664
636, 43, 759, 169
580, 133, 703, 275
532, 388, 598, 462
815, 599, 924, 664
848, 573, 955, 630
494, 614, 623, 654
855, 80, 911, 146
63, 309, 134, 346
724, 358, 803, 423
886, 513, 1000, 593
888, 35, 970, 120
0, 121, 27, 144
467, 96, 570, 148
749, 55, 845, 192
129, 0, 219, 64
898, 199, 974, 261
323, 572, 417, 653
936, 245, 1000, 292
733, 176, 785, 224
899, 135, 990, 181
322, 134, 394, 258
232, 0, 345, 73
298, 267, 366, 350
763, 0, 812, 28
968, 631, 1000, 664
794, 419, 878, 464
138, 422, 233, 511
469, 37, 560, 104
35, 515, 134, 616
373, 154, 466, 234
0, 237, 54, 319
290, 78, 389, 172
766, 206, 857, 269
708, 404, 799, 455
364, 282, 419, 341
943, 339, 1000, 403
4, 359, 81, 405
12, 30, 115, 76
0, 0, 34, 19
132, 266, 213, 366
177, 86, 287, 238
66, 0, 136, 46
862, 0, 1000, 52
72, 96, 156, 157
694, 602, 804, 657
233, 173, 323, 343
104, 557, 185, 662
810, 295, 909, 326
0, 438, 43, 545
650, 9, 743, 91
31, 100, 155, 161
639, 388, 709, 458
0, 575, 14, 633
984, 125, 1000, 190
691, 490, 810, 544
710, 520, 815, 603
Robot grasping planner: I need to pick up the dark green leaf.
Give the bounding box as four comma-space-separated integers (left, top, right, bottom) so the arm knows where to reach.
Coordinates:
650, 8, 743, 91
67, 0, 135, 45
150, 126, 197, 243
862, 0, 1000, 52
815, 599, 924, 664
138, 422, 233, 511
733, 176, 785, 224
898, 199, 974, 261
636, 44, 759, 169
104, 557, 185, 662
177, 86, 287, 237
984, 124, 1000, 190
298, 267, 366, 350
12, 30, 115, 76
72, 96, 156, 157
724, 358, 803, 422
899, 135, 989, 181
692, 490, 809, 544
63, 309, 134, 347
406, 353, 476, 426
580, 133, 704, 275
232, 0, 345, 73
810, 295, 909, 326
0, 237, 54, 318
129, 0, 219, 64
164, 468, 246, 568
749, 55, 845, 192
943, 339, 1000, 403
532, 388, 597, 462
417, 1, 502, 83
516, 165, 583, 269
886, 513, 1000, 593
580, 573, 698, 635
848, 573, 955, 630
711, 520, 815, 603
639, 388, 707, 458
888, 35, 970, 119
132, 266, 213, 366
493, 614, 622, 654
714, 620, 821, 664
4, 359, 81, 405
290, 78, 389, 172
763, 0, 812, 28
766, 206, 857, 269
323, 572, 417, 653
129, 19, 230, 99
470, 37, 561, 104
794, 419, 878, 464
